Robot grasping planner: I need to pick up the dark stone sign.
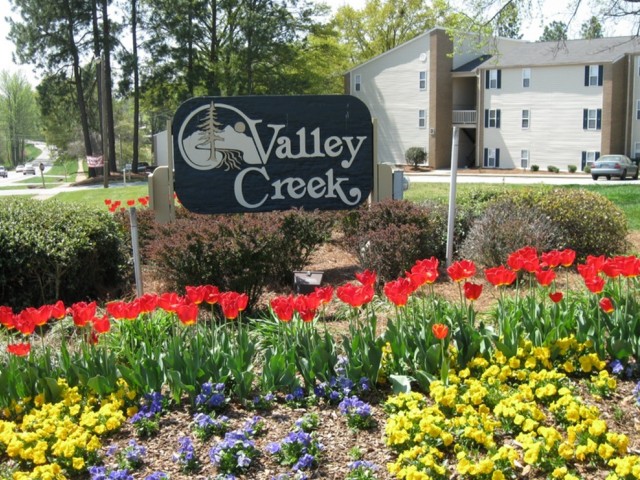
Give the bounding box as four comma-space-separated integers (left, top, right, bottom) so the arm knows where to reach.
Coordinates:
172, 95, 373, 214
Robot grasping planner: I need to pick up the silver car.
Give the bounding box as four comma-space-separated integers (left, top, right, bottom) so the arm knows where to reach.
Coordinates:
591, 154, 639, 181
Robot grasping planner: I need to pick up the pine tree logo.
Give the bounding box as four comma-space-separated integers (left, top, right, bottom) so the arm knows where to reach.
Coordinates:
195, 102, 243, 170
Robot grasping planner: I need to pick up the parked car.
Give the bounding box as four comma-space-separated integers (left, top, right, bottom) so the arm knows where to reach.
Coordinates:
591, 154, 639, 180
15, 164, 24, 173
0, 166, 7, 178
23, 163, 36, 175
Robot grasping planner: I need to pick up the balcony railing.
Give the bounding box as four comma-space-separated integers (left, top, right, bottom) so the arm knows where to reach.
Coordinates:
452, 110, 477, 125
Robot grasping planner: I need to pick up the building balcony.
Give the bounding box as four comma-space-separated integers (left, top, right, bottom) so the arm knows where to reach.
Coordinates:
452, 110, 477, 125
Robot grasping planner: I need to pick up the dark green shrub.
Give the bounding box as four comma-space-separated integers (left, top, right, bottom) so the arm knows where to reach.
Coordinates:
584, 165, 591, 174
0, 198, 130, 309
341, 200, 474, 283
568, 165, 577, 173
530, 165, 539, 172
503, 188, 628, 260
405, 147, 427, 168
143, 209, 333, 311
547, 165, 559, 173
459, 197, 561, 267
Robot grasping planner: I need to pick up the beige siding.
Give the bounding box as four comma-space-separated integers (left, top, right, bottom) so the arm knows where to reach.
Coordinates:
630, 56, 640, 160
483, 65, 603, 171
349, 37, 432, 164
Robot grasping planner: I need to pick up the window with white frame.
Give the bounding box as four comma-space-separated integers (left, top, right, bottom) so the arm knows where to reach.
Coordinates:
418, 109, 426, 128
354, 74, 361, 92
520, 149, 529, 169
484, 109, 501, 128
586, 151, 598, 165
522, 109, 530, 129
588, 65, 599, 86
489, 69, 499, 88
484, 148, 499, 167
522, 68, 531, 88
419, 71, 427, 90
583, 108, 601, 130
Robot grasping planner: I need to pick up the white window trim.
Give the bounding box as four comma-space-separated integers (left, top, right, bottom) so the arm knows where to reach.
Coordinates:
587, 109, 598, 130
419, 71, 427, 91
520, 149, 529, 169
522, 68, 531, 88
487, 148, 497, 167
489, 70, 498, 89
589, 65, 599, 86
418, 109, 426, 128
522, 109, 530, 129
354, 74, 361, 92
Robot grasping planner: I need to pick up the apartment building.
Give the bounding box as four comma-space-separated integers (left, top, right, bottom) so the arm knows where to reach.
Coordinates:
345, 28, 640, 171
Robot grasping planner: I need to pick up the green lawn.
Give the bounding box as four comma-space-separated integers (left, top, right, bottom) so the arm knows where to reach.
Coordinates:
405, 182, 640, 231
48, 184, 149, 209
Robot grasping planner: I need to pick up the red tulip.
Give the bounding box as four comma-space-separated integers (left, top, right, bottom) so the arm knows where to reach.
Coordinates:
185, 285, 207, 305
294, 294, 319, 322
413, 257, 439, 273
463, 282, 483, 301
383, 277, 415, 307
137, 293, 159, 313
50, 300, 66, 319
432, 323, 449, 340
508, 246, 539, 273
13, 312, 37, 335
615, 255, 640, 278
157, 292, 185, 312
202, 285, 220, 305
310, 286, 334, 305
584, 275, 605, 294
585, 255, 606, 273
0, 306, 14, 329
219, 291, 248, 320
127, 199, 136, 207
176, 301, 199, 325
559, 249, 576, 268
535, 269, 556, 287
92, 315, 111, 333
447, 260, 476, 283
69, 301, 97, 327
355, 269, 377, 287
7, 342, 31, 357
601, 258, 621, 278
549, 291, 563, 303
20, 307, 50, 328
540, 250, 561, 269
104, 199, 112, 205
599, 297, 614, 314
271, 295, 295, 322
484, 266, 517, 287
336, 283, 375, 308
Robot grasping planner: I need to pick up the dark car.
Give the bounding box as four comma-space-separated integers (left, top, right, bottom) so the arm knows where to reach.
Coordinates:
591, 154, 639, 180
0, 166, 7, 178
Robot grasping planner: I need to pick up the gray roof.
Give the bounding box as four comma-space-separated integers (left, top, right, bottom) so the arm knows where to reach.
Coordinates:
476, 36, 640, 69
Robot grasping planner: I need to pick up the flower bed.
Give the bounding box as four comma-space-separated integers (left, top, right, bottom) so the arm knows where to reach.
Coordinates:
0, 247, 639, 479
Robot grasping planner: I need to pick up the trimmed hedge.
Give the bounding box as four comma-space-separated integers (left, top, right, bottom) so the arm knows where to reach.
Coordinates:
140, 209, 334, 311
0, 198, 130, 309
469, 188, 629, 262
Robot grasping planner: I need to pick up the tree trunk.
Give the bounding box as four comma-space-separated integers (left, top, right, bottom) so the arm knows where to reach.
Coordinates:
64, 0, 93, 157
102, 0, 116, 173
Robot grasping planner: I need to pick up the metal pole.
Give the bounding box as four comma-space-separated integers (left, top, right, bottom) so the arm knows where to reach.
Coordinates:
446, 126, 460, 267
129, 207, 143, 297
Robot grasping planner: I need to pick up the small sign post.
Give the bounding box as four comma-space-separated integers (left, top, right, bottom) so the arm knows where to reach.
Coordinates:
39, 162, 45, 189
